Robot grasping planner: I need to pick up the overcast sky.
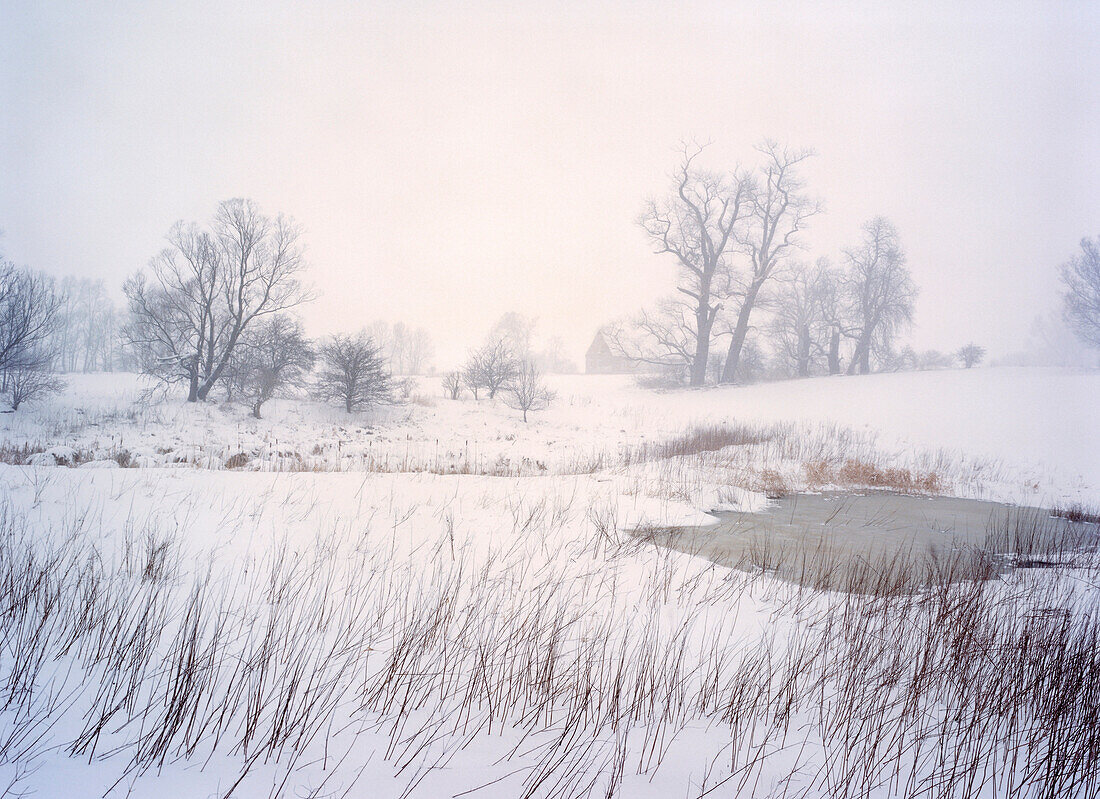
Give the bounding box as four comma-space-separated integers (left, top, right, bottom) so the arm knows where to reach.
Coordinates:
2, 0, 1097, 367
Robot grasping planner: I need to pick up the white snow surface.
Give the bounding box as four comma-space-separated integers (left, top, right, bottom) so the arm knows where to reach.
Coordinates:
0, 366, 1096, 797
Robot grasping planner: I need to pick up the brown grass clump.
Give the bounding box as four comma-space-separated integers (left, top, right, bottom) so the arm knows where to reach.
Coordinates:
623, 422, 774, 465
803, 459, 831, 488
0, 443, 46, 465
223, 452, 251, 470
758, 469, 789, 499
802, 457, 941, 494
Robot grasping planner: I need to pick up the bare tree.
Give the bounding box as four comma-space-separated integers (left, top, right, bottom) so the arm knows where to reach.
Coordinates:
6, 363, 65, 410
816, 267, 848, 375
1061, 235, 1100, 349
464, 340, 518, 399
489, 312, 538, 359
956, 343, 986, 369
123, 199, 311, 401
404, 327, 434, 375
505, 360, 556, 422
461, 356, 486, 399
720, 141, 819, 383
365, 321, 434, 375
315, 332, 391, 412
638, 143, 752, 386
769, 258, 834, 377
604, 298, 696, 379
916, 349, 954, 370
0, 262, 61, 377
232, 315, 314, 418
839, 217, 917, 375
535, 336, 576, 373
441, 371, 463, 399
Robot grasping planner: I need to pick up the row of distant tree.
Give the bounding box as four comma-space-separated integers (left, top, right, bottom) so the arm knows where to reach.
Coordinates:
609, 141, 1099, 385
436, 313, 567, 421
1, 200, 569, 419
0, 200, 445, 414
1, 183, 1097, 411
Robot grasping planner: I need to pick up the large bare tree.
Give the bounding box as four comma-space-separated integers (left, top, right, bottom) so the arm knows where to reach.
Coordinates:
769, 258, 834, 377
124, 199, 311, 401
0, 261, 63, 406
838, 217, 917, 375
0, 262, 61, 377
719, 141, 819, 383
638, 144, 752, 386
1061, 235, 1100, 349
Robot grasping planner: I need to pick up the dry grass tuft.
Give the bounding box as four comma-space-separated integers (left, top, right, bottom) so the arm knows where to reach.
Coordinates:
223, 452, 251, 470
758, 468, 789, 499
622, 422, 774, 465
0, 443, 46, 465
801, 457, 941, 494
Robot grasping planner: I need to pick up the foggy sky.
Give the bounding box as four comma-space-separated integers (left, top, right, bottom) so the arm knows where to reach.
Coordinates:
2, 1, 1097, 367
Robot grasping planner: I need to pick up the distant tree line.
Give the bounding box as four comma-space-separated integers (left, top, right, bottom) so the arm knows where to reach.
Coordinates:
0, 200, 437, 415
118, 199, 420, 416
606, 141, 1009, 385
437, 312, 561, 422
2, 198, 1095, 412
0, 255, 132, 412
364, 321, 435, 376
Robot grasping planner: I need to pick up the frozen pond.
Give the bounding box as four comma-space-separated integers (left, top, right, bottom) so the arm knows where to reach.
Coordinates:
638, 491, 1100, 588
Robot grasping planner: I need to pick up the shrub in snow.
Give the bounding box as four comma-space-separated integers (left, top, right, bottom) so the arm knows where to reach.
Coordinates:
315, 332, 392, 413
224, 452, 251, 470
956, 343, 986, 368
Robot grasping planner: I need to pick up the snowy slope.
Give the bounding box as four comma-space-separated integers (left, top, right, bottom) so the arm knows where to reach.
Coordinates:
0, 366, 1096, 798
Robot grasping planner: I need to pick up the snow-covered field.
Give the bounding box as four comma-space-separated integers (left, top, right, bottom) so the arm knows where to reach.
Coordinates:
0, 367, 1097, 798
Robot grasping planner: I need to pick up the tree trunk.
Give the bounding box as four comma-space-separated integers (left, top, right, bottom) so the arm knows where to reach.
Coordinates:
689, 307, 713, 387
719, 285, 761, 384
847, 333, 872, 375
827, 329, 841, 375
796, 324, 811, 377
252, 403, 262, 419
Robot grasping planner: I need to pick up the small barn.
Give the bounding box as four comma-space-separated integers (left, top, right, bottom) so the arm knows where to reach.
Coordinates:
585, 330, 639, 374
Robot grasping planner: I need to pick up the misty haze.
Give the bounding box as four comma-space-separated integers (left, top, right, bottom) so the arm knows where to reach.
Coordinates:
1, 2, 1098, 798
